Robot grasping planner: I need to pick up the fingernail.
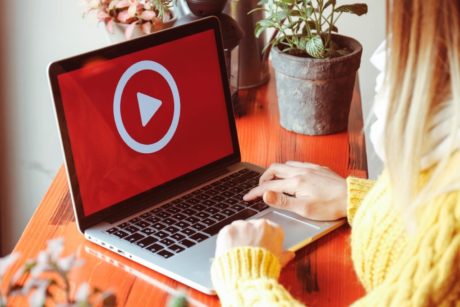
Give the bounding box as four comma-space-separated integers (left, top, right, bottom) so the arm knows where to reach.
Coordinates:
243, 194, 250, 201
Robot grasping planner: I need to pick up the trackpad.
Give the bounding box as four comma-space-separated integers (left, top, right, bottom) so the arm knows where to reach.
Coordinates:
260, 210, 320, 250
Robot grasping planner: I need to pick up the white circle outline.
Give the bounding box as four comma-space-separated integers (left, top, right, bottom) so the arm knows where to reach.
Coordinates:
113, 60, 180, 154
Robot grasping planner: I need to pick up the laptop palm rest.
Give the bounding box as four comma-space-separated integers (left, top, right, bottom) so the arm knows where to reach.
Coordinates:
259, 210, 343, 251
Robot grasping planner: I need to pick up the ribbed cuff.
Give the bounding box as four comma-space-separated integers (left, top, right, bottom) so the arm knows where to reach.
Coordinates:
211, 247, 281, 295
346, 176, 375, 226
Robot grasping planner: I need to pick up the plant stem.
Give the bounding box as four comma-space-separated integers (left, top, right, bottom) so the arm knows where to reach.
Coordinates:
326, 3, 335, 48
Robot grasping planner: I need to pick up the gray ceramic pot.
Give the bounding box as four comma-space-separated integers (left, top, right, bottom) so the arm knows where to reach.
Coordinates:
271, 34, 362, 135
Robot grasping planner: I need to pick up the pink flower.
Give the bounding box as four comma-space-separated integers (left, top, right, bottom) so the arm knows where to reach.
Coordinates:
139, 10, 156, 20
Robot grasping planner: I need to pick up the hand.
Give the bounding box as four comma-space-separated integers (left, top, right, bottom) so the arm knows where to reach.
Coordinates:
215, 219, 295, 267
244, 161, 347, 221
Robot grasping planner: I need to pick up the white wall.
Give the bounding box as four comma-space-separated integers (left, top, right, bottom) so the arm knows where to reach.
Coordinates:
1, 0, 384, 253
1, 0, 108, 253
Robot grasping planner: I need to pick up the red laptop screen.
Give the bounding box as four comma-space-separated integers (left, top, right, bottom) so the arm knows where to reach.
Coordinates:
57, 29, 234, 216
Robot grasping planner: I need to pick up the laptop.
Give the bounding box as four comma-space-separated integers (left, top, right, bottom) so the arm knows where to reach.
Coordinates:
48, 17, 344, 295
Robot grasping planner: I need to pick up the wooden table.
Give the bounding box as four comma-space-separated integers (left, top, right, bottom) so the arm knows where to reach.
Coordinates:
6, 69, 367, 306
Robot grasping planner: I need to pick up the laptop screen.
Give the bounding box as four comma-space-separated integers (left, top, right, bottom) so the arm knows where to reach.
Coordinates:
55, 27, 234, 217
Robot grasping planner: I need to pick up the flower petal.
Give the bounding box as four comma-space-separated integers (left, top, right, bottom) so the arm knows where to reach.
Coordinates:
125, 22, 138, 39
142, 22, 152, 34
139, 10, 156, 20
0, 253, 20, 276
75, 282, 90, 302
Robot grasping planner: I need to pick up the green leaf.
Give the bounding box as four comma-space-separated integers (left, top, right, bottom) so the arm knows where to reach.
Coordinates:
254, 23, 267, 38
305, 35, 326, 58
335, 4, 368, 16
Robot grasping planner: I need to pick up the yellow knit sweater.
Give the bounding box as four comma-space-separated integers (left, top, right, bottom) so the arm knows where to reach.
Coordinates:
211, 155, 460, 306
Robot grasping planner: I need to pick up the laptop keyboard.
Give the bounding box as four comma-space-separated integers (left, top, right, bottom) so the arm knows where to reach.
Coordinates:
106, 169, 268, 259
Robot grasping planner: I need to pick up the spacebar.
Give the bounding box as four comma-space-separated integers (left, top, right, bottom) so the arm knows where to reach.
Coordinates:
204, 208, 258, 236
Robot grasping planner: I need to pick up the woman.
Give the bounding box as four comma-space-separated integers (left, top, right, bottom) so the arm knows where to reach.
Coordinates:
210, 0, 460, 305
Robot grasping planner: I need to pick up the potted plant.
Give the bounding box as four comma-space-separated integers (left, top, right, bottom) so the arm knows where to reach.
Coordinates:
254, 0, 367, 135
84, 0, 177, 41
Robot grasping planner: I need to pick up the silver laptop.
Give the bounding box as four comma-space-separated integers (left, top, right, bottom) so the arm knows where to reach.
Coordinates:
48, 17, 344, 295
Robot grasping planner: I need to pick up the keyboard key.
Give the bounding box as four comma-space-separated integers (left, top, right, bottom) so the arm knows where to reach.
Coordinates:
157, 250, 174, 259
181, 228, 196, 236
180, 239, 196, 248
211, 195, 225, 202
176, 221, 190, 229
201, 218, 216, 226
216, 203, 230, 210
113, 230, 129, 238
226, 198, 239, 205
174, 202, 188, 209
196, 194, 210, 200
124, 225, 140, 234
222, 191, 234, 198
204, 207, 219, 214
172, 213, 187, 220
135, 221, 150, 228
203, 208, 258, 236
171, 233, 186, 241
124, 233, 145, 243
160, 238, 175, 246
166, 207, 180, 214
215, 185, 227, 192
140, 212, 152, 218
153, 231, 168, 239
140, 228, 156, 235
169, 244, 185, 253
107, 227, 118, 234
187, 198, 200, 205
136, 236, 158, 248
157, 211, 171, 219
145, 216, 160, 224
190, 233, 210, 243
147, 243, 164, 253
192, 223, 206, 231
212, 213, 226, 221
222, 209, 236, 216
118, 222, 130, 229
230, 204, 244, 211
203, 199, 216, 206
152, 223, 166, 230
183, 209, 197, 215
164, 226, 180, 234
251, 201, 269, 211
129, 217, 142, 224
185, 216, 200, 224
196, 212, 210, 219
207, 189, 219, 196
162, 218, 177, 225
192, 204, 206, 211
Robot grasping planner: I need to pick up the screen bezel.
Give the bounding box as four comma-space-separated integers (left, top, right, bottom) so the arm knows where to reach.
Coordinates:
48, 17, 241, 231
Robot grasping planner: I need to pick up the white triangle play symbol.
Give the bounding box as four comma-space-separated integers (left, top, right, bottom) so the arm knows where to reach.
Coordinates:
137, 92, 162, 127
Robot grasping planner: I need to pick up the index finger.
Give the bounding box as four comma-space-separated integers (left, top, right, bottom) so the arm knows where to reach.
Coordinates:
243, 178, 297, 201
259, 163, 306, 184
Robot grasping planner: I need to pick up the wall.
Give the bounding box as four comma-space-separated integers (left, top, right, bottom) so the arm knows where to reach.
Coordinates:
0, 0, 6, 254
1, 0, 107, 253
1, 0, 385, 253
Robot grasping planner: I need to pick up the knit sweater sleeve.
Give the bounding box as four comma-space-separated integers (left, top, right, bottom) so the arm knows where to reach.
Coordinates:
211, 247, 304, 307
346, 176, 376, 226
351, 193, 460, 306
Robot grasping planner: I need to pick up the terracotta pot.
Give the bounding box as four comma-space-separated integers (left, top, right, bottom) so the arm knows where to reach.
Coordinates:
271, 34, 362, 135
106, 10, 177, 44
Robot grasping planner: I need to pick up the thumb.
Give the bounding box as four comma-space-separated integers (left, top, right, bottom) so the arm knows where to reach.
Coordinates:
279, 250, 295, 267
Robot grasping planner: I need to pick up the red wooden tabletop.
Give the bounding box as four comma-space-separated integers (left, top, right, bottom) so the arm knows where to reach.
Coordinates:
5, 67, 367, 306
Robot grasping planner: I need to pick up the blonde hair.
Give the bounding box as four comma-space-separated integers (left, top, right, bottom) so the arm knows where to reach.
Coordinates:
384, 0, 460, 222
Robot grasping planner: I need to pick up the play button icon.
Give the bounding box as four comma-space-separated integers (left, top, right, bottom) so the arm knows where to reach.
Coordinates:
137, 92, 162, 127
113, 60, 181, 154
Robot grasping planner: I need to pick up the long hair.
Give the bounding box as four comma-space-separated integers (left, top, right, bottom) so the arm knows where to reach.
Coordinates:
384, 0, 460, 222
